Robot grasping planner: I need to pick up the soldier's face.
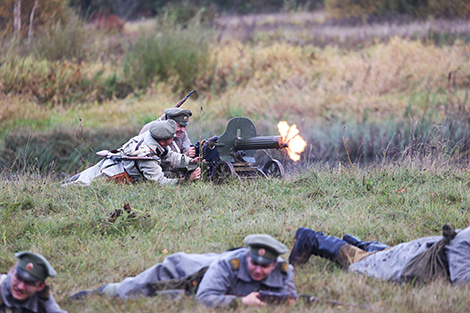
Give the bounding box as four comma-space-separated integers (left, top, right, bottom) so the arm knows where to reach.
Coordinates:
246, 255, 277, 281
160, 138, 174, 148
10, 267, 45, 301
175, 124, 186, 138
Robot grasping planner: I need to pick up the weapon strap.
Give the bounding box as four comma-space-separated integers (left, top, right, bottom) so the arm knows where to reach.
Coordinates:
134, 161, 146, 181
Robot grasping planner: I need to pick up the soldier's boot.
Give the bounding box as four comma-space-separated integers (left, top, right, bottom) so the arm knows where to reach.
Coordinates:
310, 231, 348, 263
289, 228, 348, 265
289, 227, 317, 265
342, 234, 390, 252
69, 284, 108, 300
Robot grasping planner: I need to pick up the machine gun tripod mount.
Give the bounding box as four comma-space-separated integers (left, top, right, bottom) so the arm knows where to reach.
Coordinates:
200, 117, 287, 182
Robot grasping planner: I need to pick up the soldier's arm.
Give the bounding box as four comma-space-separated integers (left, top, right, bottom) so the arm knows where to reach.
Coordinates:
38, 289, 68, 313
135, 160, 179, 185
447, 228, 470, 284
195, 261, 238, 307
278, 263, 298, 298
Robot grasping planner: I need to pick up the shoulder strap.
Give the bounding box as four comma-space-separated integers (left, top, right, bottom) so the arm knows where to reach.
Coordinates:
37, 285, 50, 301
230, 258, 240, 270
279, 262, 289, 274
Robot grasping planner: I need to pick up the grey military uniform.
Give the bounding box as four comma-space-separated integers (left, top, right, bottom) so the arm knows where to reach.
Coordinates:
196, 248, 297, 307
120, 131, 191, 185
104, 252, 222, 299
102, 248, 296, 307
140, 114, 191, 155
63, 131, 192, 186
349, 226, 470, 284
0, 272, 66, 313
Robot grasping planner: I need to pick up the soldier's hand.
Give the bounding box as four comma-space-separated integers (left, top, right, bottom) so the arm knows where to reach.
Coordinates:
241, 292, 266, 306
188, 167, 201, 181
186, 146, 197, 158
190, 157, 201, 163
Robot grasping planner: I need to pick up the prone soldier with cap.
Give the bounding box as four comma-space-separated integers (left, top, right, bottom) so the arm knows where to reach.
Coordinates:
140, 108, 196, 158
70, 234, 297, 308
62, 119, 201, 186
0, 252, 67, 313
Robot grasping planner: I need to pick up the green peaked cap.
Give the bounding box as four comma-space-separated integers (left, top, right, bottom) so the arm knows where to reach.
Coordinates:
164, 108, 192, 126
15, 251, 56, 282
244, 234, 287, 265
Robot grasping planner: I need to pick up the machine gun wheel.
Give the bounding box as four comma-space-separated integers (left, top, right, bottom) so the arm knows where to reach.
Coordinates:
211, 160, 238, 183
262, 160, 284, 178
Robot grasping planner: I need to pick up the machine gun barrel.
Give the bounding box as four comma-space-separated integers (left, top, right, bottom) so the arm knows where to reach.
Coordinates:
234, 136, 287, 151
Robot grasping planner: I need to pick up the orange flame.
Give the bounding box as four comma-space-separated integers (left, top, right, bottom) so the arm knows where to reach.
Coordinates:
277, 121, 307, 161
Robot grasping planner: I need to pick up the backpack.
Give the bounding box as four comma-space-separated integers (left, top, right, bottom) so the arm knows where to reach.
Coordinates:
399, 223, 456, 285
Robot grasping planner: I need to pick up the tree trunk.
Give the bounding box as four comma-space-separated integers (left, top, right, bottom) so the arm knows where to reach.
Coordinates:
28, 0, 39, 40
13, 0, 22, 35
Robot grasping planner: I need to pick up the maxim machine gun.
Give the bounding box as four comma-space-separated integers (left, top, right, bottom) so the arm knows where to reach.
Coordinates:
199, 117, 290, 182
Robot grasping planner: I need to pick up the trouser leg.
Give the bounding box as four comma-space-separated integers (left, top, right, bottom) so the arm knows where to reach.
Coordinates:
336, 244, 377, 268
342, 234, 390, 252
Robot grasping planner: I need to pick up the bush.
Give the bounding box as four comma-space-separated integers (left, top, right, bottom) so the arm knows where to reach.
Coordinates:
121, 10, 214, 92
0, 126, 138, 175
33, 12, 89, 62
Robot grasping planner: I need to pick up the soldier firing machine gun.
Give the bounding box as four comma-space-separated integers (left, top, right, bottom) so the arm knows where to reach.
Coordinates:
95, 117, 290, 183
196, 117, 287, 182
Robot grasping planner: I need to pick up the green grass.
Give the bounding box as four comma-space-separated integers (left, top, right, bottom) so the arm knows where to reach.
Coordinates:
1, 158, 470, 312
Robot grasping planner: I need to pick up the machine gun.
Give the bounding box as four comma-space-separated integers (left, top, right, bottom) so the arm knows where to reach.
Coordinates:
198, 117, 287, 182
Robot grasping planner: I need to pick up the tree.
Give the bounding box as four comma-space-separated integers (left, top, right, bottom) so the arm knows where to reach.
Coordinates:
0, 0, 68, 37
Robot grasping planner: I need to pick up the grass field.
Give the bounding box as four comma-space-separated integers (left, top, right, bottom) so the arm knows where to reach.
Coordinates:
1, 156, 470, 312
1, 10, 470, 313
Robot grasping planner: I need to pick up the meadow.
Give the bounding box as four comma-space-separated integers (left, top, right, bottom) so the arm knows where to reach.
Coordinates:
1, 9, 470, 313
1, 157, 470, 312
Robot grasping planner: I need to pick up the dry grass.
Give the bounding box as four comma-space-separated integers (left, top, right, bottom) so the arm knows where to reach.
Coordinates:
215, 11, 470, 48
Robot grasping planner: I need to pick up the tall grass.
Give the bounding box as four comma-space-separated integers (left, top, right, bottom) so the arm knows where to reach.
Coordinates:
33, 12, 90, 62
122, 10, 215, 92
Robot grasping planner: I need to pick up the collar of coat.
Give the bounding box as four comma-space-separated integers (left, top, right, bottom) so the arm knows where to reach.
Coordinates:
143, 132, 167, 156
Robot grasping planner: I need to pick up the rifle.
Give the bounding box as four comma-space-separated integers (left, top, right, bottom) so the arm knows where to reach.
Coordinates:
257, 290, 291, 304
175, 90, 195, 108
257, 291, 367, 308
299, 293, 368, 308
96, 150, 159, 161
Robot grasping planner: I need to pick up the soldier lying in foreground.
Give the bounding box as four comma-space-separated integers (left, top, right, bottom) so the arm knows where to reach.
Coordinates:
62, 120, 201, 186
70, 234, 297, 308
1, 252, 67, 313
289, 224, 470, 285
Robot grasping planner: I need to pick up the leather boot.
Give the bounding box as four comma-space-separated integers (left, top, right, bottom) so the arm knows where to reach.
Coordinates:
342, 234, 390, 252
289, 228, 348, 265
310, 232, 347, 262
289, 227, 318, 265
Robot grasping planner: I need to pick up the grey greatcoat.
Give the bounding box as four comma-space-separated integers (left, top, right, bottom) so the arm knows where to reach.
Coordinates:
0, 272, 66, 313
349, 226, 470, 284
140, 114, 192, 156
102, 248, 297, 307
63, 131, 192, 186
196, 248, 297, 307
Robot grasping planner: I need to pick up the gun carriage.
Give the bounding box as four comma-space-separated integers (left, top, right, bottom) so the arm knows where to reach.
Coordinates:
198, 117, 287, 182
